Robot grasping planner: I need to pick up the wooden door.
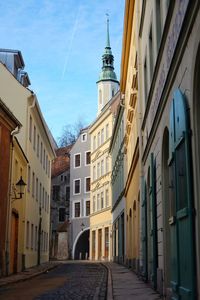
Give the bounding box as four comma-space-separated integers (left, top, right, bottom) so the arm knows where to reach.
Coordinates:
169, 89, 196, 300
98, 229, 102, 260
10, 212, 18, 273
104, 227, 109, 259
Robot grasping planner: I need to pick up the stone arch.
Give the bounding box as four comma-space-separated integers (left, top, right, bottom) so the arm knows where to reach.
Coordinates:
72, 227, 90, 260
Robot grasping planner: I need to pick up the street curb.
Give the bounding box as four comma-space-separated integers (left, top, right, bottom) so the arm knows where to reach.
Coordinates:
101, 263, 113, 300
0, 264, 59, 288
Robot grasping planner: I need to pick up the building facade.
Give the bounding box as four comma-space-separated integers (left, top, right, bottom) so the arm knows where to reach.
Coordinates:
109, 103, 125, 264
134, 0, 200, 299
70, 127, 91, 260
0, 99, 21, 276
120, 0, 140, 273
50, 146, 71, 260
0, 49, 55, 273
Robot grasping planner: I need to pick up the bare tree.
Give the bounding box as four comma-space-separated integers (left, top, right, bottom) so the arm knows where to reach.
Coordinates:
58, 119, 86, 147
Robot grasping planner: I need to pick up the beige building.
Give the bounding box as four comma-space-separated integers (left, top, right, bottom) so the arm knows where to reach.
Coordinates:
120, 0, 140, 271
0, 49, 55, 272
89, 18, 120, 261
133, 0, 200, 299
89, 92, 119, 261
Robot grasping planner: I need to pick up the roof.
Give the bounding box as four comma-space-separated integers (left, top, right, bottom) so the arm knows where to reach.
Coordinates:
51, 145, 72, 178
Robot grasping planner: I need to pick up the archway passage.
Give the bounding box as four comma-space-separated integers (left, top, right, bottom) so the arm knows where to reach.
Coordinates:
74, 230, 89, 260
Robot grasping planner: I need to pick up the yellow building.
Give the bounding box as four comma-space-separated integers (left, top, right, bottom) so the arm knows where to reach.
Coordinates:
89, 18, 120, 261
0, 49, 56, 272
120, 0, 140, 271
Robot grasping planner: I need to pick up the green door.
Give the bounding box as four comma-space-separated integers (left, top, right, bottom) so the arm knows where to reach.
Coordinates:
141, 177, 148, 281
169, 89, 196, 300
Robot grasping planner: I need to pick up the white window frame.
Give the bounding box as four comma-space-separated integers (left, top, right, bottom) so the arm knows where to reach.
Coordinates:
85, 151, 91, 166
73, 200, 81, 218
73, 178, 81, 195
81, 133, 87, 142
74, 153, 81, 168
85, 177, 91, 193
84, 199, 90, 217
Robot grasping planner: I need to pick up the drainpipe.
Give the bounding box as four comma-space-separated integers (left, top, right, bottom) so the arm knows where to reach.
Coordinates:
5, 125, 21, 275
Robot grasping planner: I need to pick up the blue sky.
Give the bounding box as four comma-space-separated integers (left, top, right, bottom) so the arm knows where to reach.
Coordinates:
0, 0, 125, 141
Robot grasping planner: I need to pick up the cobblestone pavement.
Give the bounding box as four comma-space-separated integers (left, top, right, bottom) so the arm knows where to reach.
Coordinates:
0, 262, 107, 300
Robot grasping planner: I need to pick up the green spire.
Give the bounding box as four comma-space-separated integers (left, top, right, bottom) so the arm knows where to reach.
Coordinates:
106, 15, 111, 48
97, 15, 119, 83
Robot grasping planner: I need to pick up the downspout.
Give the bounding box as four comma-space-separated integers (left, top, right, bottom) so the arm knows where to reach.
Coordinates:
5, 125, 21, 275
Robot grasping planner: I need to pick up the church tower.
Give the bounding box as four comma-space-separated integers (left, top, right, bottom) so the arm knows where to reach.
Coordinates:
97, 16, 119, 115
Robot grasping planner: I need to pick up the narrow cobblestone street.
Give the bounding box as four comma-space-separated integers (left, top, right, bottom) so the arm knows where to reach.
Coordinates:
0, 263, 107, 300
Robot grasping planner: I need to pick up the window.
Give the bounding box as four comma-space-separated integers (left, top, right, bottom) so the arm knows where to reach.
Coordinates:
106, 156, 109, 173
112, 89, 115, 97
46, 155, 48, 173
28, 166, 31, 192
101, 192, 104, 209
61, 175, 63, 181
85, 177, 91, 193
36, 177, 38, 201
74, 202, 80, 217
29, 116, 32, 142
66, 186, 70, 201
32, 172, 35, 197
93, 136, 96, 150
26, 221, 29, 248
40, 142, 43, 164
53, 185, 60, 201
39, 183, 42, 206
93, 165, 96, 181
48, 160, 50, 177
35, 226, 38, 251
105, 189, 109, 207
37, 134, 40, 157
82, 133, 87, 142
74, 179, 81, 194
97, 194, 100, 210
144, 57, 148, 103
47, 195, 49, 213
101, 128, 104, 144
93, 196, 96, 212
42, 187, 44, 208
101, 159, 104, 176
97, 132, 100, 147
33, 126, 36, 150
59, 207, 65, 222
31, 224, 34, 249
106, 124, 109, 140
43, 149, 46, 169
86, 201, 90, 216
149, 25, 154, 83
74, 153, 81, 168
97, 162, 100, 178
85, 151, 91, 165
99, 89, 102, 105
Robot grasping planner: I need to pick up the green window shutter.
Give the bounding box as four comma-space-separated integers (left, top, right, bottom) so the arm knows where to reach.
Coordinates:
141, 177, 148, 280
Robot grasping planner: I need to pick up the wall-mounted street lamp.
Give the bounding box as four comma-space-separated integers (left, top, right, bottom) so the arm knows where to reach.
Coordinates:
13, 176, 26, 199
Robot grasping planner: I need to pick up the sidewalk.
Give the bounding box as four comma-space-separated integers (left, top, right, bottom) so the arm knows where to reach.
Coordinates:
105, 262, 161, 300
0, 261, 59, 288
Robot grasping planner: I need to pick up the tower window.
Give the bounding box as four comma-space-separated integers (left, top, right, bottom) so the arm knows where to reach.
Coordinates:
99, 89, 102, 105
